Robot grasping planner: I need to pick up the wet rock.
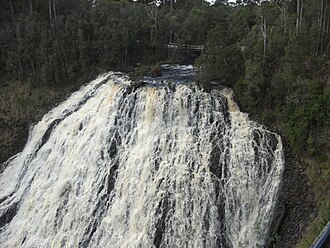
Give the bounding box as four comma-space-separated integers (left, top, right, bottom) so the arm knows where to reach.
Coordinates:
268, 141, 316, 247
151, 64, 162, 77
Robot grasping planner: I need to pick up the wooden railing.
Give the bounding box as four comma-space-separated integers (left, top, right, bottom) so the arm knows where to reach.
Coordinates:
167, 42, 204, 51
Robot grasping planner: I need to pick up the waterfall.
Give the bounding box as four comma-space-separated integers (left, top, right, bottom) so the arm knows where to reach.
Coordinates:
0, 69, 284, 248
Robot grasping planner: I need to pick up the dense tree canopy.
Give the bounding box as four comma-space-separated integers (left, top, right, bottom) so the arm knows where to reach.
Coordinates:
0, 0, 329, 156
0, 0, 216, 85
196, 0, 329, 158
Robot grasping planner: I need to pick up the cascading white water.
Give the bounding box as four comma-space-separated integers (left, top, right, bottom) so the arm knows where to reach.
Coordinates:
0, 69, 284, 248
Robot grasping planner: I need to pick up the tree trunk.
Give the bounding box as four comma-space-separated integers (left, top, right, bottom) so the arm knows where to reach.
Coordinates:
275, 1, 288, 36
326, 13, 330, 35
296, 0, 303, 31
147, 7, 158, 46
49, 0, 52, 19
53, 0, 57, 19
262, 17, 267, 58
9, 0, 14, 20
29, 0, 33, 15
296, 0, 300, 30
29, 57, 36, 78
323, 0, 328, 33
283, 2, 287, 35
299, 0, 303, 27
258, 7, 267, 58
316, 0, 328, 55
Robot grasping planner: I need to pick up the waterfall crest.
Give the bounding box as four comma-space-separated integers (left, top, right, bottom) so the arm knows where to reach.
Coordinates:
0, 71, 284, 247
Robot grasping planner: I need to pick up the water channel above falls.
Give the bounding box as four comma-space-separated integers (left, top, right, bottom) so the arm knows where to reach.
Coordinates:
0, 65, 284, 247
142, 64, 196, 84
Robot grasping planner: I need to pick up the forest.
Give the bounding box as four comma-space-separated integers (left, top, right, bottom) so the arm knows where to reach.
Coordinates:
0, 0, 329, 246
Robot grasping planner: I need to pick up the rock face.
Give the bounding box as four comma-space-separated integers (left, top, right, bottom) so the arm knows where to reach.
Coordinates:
269, 142, 316, 247
151, 64, 162, 77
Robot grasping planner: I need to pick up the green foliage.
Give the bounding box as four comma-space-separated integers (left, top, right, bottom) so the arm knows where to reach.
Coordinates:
195, 12, 244, 88
0, 0, 225, 86
234, 59, 265, 107
0, 79, 80, 162
297, 158, 330, 248
195, 0, 330, 159
0, 0, 327, 159
129, 64, 150, 82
